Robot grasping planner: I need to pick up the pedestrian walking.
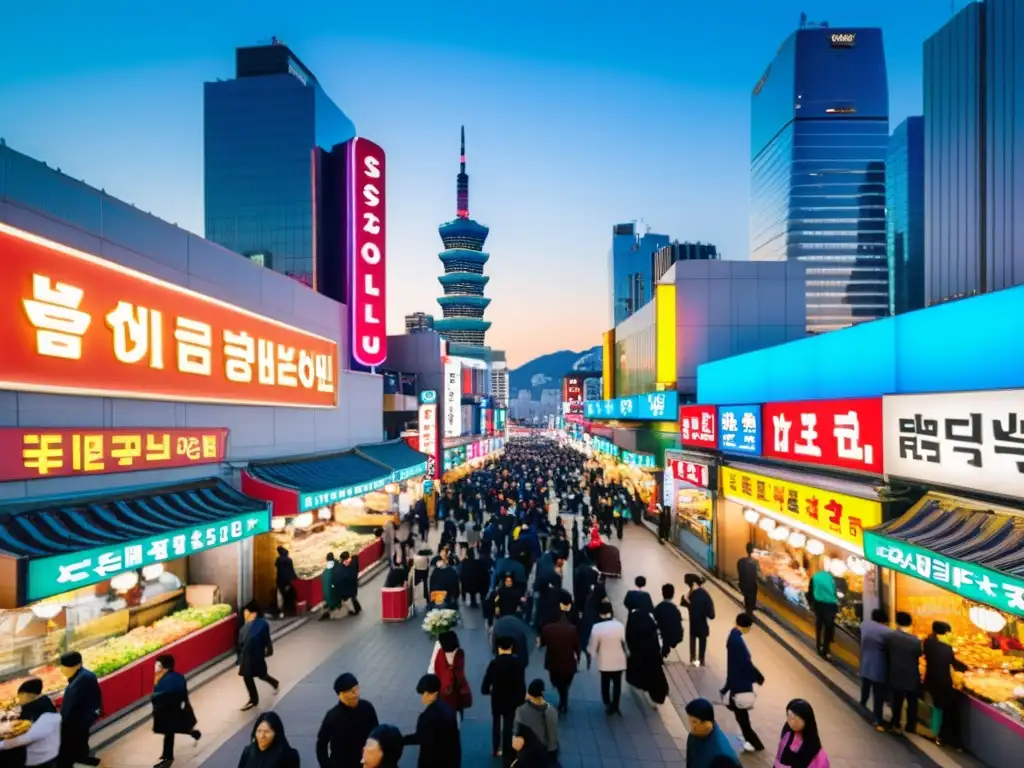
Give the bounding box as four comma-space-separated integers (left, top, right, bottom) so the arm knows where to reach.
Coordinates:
56, 651, 102, 768
587, 605, 627, 716
275, 546, 299, 618
492, 613, 532, 669
885, 611, 923, 734
459, 548, 488, 608
432, 631, 473, 721
623, 575, 655, 614
238, 602, 279, 710
238, 712, 299, 768
359, 725, 403, 768
680, 574, 715, 667
625, 608, 669, 709
403, 674, 462, 768
412, 549, 431, 603
772, 699, 830, 768
508, 727, 549, 768
923, 621, 968, 747
684, 698, 740, 768
150, 655, 200, 767
654, 583, 684, 659
538, 592, 579, 714
808, 566, 838, 660
513, 680, 559, 764
320, 553, 342, 620
481, 636, 526, 763
859, 609, 892, 730
0, 678, 61, 768
719, 613, 765, 753
736, 542, 759, 616
315, 673, 379, 768
336, 551, 362, 615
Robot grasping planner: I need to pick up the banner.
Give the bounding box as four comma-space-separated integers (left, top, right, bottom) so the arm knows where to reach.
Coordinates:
444, 359, 462, 437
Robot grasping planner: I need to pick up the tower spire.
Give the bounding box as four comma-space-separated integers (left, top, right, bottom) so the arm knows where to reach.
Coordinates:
456, 125, 469, 219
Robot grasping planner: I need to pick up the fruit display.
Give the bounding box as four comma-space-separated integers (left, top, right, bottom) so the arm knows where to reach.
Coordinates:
278, 526, 376, 580
0, 719, 30, 738
0, 604, 232, 712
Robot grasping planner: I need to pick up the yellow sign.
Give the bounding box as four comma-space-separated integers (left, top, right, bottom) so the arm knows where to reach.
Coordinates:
721, 467, 881, 552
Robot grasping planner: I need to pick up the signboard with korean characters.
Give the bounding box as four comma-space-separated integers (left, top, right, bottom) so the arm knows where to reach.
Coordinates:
590, 436, 620, 458
418, 390, 439, 480
679, 404, 717, 448
864, 532, 1024, 618
300, 474, 392, 512
0, 427, 228, 481
721, 466, 882, 553
762, 398, 883, 473
620, 450, 656, 469
26, 509, 271, 602
1, 223, 338, 408
668, 458, 710, 489
717, 405, 762, 455
883, 389, 1024, 501
443, 360, 462, 437
583, 391, 678, 421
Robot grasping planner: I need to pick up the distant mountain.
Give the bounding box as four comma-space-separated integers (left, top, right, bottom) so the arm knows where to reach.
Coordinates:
509, 346, 602, 400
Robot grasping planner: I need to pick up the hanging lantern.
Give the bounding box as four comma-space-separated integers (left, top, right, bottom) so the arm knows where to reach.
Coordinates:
758, 517, 777, 533
743, 508, 760, 525
969, 605, 1007, 633
828, 559, 848, 577
846, 556, 869, 576
317, 507, 333, 521
770, 525, 791, 541
141, 564, 165, 581
110, 571, 140, 593
806, 539, 826, 556
788, 531, 807, 549
271, 517, 287, 532
30, 602, 64, 620
292, 512, 315, 530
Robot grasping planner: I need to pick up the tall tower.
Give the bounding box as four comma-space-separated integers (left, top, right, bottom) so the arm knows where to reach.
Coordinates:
434, 127, 492, 347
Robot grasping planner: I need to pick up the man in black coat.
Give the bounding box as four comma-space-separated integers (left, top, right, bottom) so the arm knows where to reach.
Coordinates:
403, 674, 461, 768
238, 602, 279, 709
736, 543, 759, 616
336, 551, 362, 615
623, 576, 655, 615
481, 637, 526, 764
56, 651, 102, 768
653, 584, 684, 659
316, 673, 379, 768
885, 611, 924, 734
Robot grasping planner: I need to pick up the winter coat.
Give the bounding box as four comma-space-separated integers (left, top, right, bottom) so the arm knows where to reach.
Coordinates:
923, 635, 968, 709
681, 586, 715, 638
481, 653, 527, 715
539, 616, 580, 679
322, 564, 341, 610
335, 557, 360, 600
885, 629, 923, 693
434, 648, 473, 712
625, 611, 669, 703
151, 671, 197, 736
315, 700, 379, 768
588, 618, 627, 673
654, 600, 684, 650
721, 628, 763, 698
237, 617, 273, 678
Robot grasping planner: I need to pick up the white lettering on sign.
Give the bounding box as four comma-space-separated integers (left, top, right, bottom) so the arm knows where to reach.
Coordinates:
348, 138, 387, 367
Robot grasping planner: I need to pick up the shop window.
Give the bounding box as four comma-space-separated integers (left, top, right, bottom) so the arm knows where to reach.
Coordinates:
673, 486, 714, 567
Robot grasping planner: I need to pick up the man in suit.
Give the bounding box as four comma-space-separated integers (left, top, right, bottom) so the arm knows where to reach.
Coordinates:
403, 674, 461, 768
885, 611, 924, 734
736, 543, 759, 616
238, 602, 279, 710
481, 637, 526, 765
859, 608, 893, 730
57, 651, 102, 768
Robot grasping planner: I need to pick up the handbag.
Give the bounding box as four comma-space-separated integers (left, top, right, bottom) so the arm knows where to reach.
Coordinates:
732, 691, 756, 710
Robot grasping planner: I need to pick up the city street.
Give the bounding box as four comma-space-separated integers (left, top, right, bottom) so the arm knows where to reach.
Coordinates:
99, 524, 934, 768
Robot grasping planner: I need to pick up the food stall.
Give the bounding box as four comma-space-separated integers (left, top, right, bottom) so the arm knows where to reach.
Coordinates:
865, 494, 1024, 764
441, 437, 504, 483
0, 478, 270, 719
663, 453, 717, 569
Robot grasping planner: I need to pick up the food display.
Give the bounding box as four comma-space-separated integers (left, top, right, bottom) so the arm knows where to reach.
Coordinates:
674, 490, 712, 544
0, 604, 232, 712
277, 526, 376, 580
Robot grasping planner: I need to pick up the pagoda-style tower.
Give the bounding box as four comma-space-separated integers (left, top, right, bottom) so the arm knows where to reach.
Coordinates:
434, 126, 491, 347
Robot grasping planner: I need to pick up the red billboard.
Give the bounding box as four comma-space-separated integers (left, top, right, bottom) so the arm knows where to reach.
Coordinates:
347, 138, 387, 368
562, 375, 583, 403
761, 397, 883, 473
667, 458, 710, 488
679, 404, 717, 448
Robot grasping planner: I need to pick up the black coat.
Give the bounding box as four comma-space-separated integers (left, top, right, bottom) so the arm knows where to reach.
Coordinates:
681, 587, 715, 638
460, 558, 489, 595
430, 565, 460, 600
238, 617, 273, 678
404, 699, 461, 768
61, 667, 102, 726
625, 611, 669, 704
481, 654, 527, 715
923, 635, 968, 709
623, 589, 655, 615
737, 556, 758, 596
237, 743, 300, 768
151, 671, 197, 736
315, 700, 379, 768
885, 629, 923, 693
653, 600, 684, 649
335, 558, 360, 600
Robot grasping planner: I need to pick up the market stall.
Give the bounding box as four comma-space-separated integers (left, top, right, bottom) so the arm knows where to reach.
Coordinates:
663, 452, 717, 569
864, 493, 1024, 765
718, 464, 884, 667
0, 478, 270, 718
441, 437, 504, 483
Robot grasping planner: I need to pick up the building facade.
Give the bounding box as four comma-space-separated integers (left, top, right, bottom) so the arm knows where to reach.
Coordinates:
405, 312, 435, 332
609, 222, 671, 326
435, 127, 492, 347
490, 350, 509, 409
750, 24, 889, 334
203, 41, 356, 287
886, 116, 925, 315
652, 241, 719, 284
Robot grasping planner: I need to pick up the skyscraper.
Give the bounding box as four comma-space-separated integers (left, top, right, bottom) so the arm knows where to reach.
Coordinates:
750, 21, 889, 333
609, 222, 670, 326
886, 117, 925, 315
405, 312, 435, 332
652, 241, 719, 284
924, 0, 1024, 304
203, 40, 356, 287
434, 127, 492, 347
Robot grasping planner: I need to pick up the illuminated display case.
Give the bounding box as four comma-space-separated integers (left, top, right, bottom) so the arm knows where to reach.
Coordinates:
271, 510, 378, 581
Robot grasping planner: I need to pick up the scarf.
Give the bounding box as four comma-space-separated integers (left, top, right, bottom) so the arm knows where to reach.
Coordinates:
20, 695, 57, 723
245, 742, 285, 768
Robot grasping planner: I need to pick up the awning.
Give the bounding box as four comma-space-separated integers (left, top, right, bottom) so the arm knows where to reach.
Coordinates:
0, 478, 271, 604
246, 451, 392, 515
864, 493, 1024, 618
355, 440, 429, 482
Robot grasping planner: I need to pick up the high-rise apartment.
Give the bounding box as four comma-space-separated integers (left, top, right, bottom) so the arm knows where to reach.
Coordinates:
204, 40, 356, 287
652, 241, 719, 284
924, 0, 1024, 304
609, 222, 670, 326
886, 117, 925, 315
750, 21, 889, 333
405, 312, 435, 332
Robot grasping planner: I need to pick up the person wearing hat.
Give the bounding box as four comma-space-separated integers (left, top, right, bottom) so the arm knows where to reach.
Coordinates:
403, 674, 461, 767
360, 724, 403, 768
0, 677, 61, 767
513, 680, 558, 764
685, 698, 739, 768
315, 673, 379, 768
56, 650, 102, 768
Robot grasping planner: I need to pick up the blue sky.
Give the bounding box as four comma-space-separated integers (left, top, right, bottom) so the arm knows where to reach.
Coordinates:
1, 0, 957, 366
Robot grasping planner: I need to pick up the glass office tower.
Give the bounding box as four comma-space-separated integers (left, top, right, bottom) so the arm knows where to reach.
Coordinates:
609, 222, 670, 327
204, 41, 356, 287
886, 117, 925, 315
750, 25, 890, 333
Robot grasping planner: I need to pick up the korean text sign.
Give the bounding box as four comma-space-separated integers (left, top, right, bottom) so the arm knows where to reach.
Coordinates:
883, 390, 1024, 501
668, 458, 709, 489
721, 466, 881, 552
864, 532, 1024, 618
583, 391, 677, 421
418, 397, 439, 479
621, 451, 655, 469
1, 223, 338, 408
679, 404, 717, 448
26, 509, 271, 602
717, 405, 762, 455
443, 359, 462, 437
762, 398, 883, 473
300, 475, 391, 511
0, 427, 228, 481
347, 138, 387, 368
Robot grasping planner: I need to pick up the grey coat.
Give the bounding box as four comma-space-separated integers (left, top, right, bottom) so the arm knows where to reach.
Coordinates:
859, 620, 892, 683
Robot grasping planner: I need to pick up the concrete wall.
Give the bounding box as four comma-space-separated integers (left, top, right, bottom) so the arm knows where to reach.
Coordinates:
0, 145, 382, 502
674, 260, 806, 394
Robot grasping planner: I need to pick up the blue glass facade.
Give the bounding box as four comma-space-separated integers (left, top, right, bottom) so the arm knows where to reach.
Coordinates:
203, 44, 355, 287
750, 27, 890, 334
886, 116, 925, 315
609, 223, 670, 326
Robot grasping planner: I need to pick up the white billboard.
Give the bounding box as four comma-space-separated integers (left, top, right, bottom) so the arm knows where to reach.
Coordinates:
444, 359, 462, 437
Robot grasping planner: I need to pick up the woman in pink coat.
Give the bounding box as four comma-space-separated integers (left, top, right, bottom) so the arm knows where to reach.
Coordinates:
772, 699, 829, 768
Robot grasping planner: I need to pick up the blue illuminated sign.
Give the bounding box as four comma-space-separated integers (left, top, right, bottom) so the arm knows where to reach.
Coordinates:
717, 405, 762, 455
590, 436, 620, 458
583, 391, 678, 421
621, 450, 656, 468
420, 390, 437, 404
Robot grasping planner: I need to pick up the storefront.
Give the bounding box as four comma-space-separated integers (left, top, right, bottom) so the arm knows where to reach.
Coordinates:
663, 450, 717, 570
0, 478, 269, 716
440, 437, 505, 482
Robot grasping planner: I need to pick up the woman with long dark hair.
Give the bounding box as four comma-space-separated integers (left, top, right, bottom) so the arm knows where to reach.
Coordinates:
237, 712, 300, 768
771, 699, 829, 768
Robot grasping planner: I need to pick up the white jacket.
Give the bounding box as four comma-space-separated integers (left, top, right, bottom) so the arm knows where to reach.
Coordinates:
588, 619, 627, 672
1, 711, 61, 766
